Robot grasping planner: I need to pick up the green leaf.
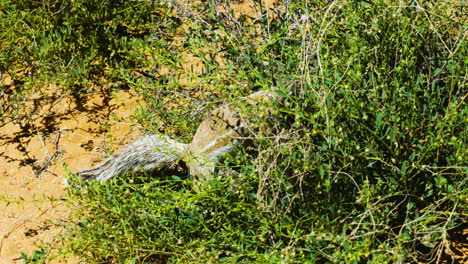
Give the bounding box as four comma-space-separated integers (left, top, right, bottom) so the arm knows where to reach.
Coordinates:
359, 1, 373, 7
274, 89, 288, 98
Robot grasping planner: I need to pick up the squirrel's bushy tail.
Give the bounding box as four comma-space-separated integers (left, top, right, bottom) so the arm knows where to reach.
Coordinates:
78, 135, 188, 181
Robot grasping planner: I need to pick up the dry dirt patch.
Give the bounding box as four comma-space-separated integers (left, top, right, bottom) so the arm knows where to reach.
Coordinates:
0, 87, 142, 263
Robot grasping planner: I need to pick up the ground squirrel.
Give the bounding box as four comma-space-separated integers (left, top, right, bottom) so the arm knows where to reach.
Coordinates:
78, 90, 283, 182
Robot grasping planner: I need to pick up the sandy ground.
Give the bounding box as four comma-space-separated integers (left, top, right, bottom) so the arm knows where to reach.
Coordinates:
0, 86, 142, 263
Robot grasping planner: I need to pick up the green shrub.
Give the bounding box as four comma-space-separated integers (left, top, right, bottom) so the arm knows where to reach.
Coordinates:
6, 0, 465, 263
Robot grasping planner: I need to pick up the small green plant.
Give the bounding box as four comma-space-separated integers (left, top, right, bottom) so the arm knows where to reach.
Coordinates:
20, 248, 47, 264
